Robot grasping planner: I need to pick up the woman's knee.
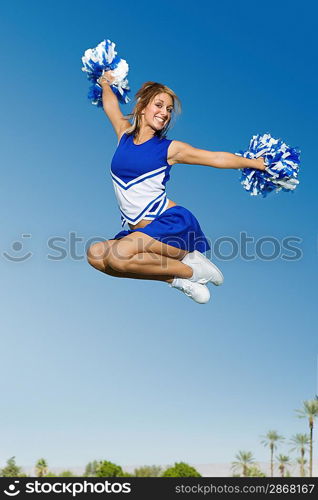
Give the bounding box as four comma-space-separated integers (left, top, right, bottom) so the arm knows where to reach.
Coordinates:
106, 239, 136, 272
87, 241, 112, 267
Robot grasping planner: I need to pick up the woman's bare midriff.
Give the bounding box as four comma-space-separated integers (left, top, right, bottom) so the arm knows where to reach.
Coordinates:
128, 199, 177, 230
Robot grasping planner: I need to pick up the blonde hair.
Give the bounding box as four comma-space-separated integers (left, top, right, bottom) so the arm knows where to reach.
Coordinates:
125, 82, 181, 139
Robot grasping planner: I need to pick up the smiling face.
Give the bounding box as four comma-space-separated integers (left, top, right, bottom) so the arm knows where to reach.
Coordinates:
141, 92, 174, 132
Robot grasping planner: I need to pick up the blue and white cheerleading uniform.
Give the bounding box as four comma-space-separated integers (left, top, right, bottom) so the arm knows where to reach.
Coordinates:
110, 132, 210, 253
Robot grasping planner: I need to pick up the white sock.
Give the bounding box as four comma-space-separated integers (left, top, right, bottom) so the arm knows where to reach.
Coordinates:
186, 264, 196, 282
170, 277, 184, 289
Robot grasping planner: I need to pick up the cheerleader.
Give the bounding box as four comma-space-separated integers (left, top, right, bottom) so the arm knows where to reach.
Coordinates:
86, 72, 266, 303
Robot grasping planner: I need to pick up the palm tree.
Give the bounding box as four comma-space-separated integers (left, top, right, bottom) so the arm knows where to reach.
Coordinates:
261, 430, 284, 477
289, 433, 310, 477
276, 454, 290, 478
296, 400, 318, 477
296, 457, 308, 477
35, 458, 48, 477
231, 451, 255, 477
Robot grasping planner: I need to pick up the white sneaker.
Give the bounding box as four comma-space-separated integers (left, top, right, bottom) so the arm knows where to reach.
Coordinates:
182, 250, 224, 285
170, 278, 210, 304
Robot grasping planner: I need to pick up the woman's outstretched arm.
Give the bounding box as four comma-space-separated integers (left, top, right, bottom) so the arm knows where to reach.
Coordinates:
98, 72, 130, 139
168, 141, 266, 170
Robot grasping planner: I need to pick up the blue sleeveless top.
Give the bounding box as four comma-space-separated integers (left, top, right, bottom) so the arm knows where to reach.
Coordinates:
110, 132, 173, 227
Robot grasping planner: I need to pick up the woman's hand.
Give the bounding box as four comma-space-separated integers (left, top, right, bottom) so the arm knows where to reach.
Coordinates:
254, 157, 267, 171
98, 70, 116, 87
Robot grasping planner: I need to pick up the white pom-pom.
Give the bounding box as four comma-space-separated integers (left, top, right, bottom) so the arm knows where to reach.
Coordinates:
81, 39, 130, 106
236, 133, 301, 197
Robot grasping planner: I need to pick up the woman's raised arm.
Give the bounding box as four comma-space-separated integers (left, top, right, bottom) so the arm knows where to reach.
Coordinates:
98, 72, 130, 140
168, 141, 266, 171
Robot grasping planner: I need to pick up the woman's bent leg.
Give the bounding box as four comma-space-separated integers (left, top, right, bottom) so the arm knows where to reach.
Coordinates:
87, 239, 178, 282
106, 232, 192, 279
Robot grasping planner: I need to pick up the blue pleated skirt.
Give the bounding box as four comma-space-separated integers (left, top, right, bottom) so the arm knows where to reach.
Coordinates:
112, 205, 211, 253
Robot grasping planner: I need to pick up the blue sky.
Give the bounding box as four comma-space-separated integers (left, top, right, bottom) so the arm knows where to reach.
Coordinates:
1, 0, 317, 471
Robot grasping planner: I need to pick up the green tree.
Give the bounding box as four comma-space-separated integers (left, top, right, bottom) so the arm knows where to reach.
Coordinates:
261, 430, 284, 477
83, 460, 99, 477
60, 470, 74, 477
245, 465, 266, 477
276, 454, 291, 478
162, 462, 201, 477
134, 465, 162, 477
1, 457, 22, 477
231, 451, 255, 477
95, 460, 124, 477
35, 458, 48, 477
296, 400, 318, 477
289, 433, 310, 477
